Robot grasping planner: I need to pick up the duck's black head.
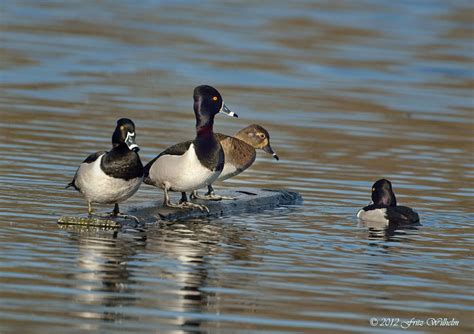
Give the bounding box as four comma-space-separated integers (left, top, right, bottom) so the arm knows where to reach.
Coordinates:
193, 85, 237, 130
235, 124, 279, 160
112, 118, 139, 152
371, 178, 397, 207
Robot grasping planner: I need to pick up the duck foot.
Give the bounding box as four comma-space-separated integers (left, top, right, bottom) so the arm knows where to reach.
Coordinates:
90, 212, 116, 219
190, 190, 236, 201
164, 200, 209, 213
114, 213, 141, 223
89, 212, 137, 222
88, 204, 140, 223
87, 203, 118, 218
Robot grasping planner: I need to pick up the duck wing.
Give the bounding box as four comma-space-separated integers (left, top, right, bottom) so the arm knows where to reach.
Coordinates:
386, 206, 420, 224
218, 134, 256, 175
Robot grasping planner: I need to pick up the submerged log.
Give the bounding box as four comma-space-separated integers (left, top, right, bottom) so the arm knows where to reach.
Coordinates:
57, 188, 303, 228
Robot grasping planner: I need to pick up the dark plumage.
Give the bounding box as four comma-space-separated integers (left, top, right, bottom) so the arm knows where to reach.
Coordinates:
101, 145, 143, 180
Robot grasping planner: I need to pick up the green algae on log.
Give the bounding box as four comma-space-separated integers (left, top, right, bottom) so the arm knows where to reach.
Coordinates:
57, 215, 122, 228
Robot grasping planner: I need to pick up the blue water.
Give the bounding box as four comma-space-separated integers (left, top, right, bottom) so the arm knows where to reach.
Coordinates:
0, 1, 473, 333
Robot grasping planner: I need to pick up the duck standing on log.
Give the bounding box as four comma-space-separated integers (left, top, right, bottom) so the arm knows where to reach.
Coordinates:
143, 85, 238, 212
66, 118, 143, 220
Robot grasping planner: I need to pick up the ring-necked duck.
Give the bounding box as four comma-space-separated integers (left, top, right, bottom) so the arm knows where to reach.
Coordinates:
143, 85, 237, 212
357, 179, 420, 224
191, 124, 278, 200
67, 118, 143, 219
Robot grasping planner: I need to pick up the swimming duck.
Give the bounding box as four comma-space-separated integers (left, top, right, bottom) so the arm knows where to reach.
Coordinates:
67, 118, 144, 218
357, 179, 420, 224
143, 85, 237, 212
191, 124, 279, 200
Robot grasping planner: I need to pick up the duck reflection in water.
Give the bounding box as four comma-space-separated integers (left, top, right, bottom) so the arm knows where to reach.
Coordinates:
358, 218, 421, 241
62, 227, 147, 329
144, 218, 256, 333
61, 218, 256, 334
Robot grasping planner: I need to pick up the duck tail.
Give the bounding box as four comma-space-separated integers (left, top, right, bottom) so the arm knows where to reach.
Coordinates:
66, 179, 79, 191
143, 175, 153, 185
142, 164, 153, 185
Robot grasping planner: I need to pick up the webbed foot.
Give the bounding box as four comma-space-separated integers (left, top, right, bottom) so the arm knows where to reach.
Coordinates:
190, 190, 236, 201
115, 213, 141, 223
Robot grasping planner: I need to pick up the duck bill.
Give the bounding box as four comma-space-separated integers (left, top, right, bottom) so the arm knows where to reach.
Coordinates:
263, 144, 279, 160
219, 103, 238, 118
125, 132, 140, 152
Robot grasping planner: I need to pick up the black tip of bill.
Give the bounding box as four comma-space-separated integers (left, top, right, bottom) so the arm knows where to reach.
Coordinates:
221, 104, 238, 118
273, 153, 280, 161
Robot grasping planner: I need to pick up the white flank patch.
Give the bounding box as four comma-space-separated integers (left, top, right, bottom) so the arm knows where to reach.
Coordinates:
75, 154, 142, 204
357, 208, 389, 223
149, 143, 221, 192
216, 162, 239, 182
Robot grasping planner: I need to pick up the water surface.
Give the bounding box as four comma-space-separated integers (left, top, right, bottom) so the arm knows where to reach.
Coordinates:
0, 1, 473, 333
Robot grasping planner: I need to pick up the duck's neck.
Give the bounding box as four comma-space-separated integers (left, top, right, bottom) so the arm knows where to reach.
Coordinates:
193, 117, 223, 171
102, 144, 143, 179
111, 142, 130, 154
234, 128, 251, 144
196, 118, 214, 139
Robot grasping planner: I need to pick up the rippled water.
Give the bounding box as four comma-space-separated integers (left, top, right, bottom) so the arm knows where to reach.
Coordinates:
1, 1, 473, 333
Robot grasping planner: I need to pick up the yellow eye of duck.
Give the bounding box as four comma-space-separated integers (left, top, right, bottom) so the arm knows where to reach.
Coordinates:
372, 187, 375, 192
120, 125, 125, 130
212, 96, 218, 101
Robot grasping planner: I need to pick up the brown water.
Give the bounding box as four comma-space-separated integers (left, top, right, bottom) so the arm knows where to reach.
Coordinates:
1, 1, 473, 333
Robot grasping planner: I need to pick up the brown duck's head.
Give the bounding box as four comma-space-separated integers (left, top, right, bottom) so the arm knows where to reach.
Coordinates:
235, 124, 279, 160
